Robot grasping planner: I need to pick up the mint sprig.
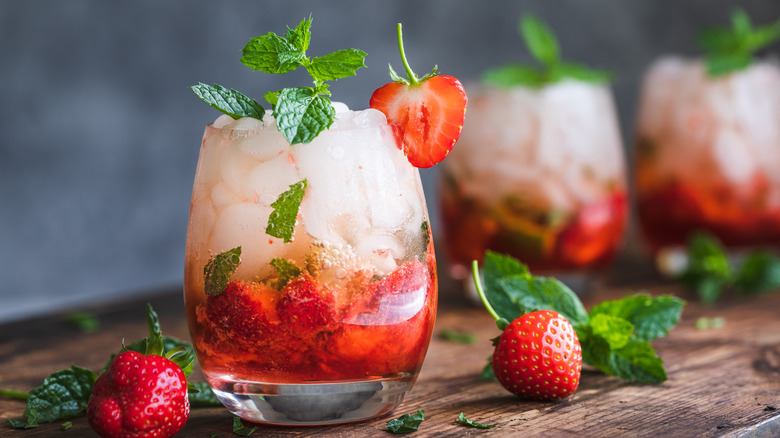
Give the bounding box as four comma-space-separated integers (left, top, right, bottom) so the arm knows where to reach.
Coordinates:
266, 179, 307, 243
474, 251, 685, 383
203, 246, 242, 296
698, 8, 780, 77
191, 17, 367, 145
677, 232, 780, 303
270, 257, 301, 289
240, 17, 367, 145
482, 14, 611, 88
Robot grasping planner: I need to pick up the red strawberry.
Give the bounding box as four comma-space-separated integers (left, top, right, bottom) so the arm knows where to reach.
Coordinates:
206, 279, 278, 342
88, 304, 191, 438
492, 310, 582, 401
370, 24, 467, 168
277, 272, 336, 332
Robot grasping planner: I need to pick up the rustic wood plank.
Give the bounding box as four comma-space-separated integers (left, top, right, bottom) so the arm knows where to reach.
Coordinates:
1, 268, 779, 437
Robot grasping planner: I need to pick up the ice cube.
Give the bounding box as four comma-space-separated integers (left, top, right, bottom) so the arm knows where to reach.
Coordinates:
211, 182, 243, 210
219, 140, 259, 196
355, 233, 405, 275
242, 151, 301, 206
712, 128, 756, 184
212, 114, 234, 129
331, 101, 350, 113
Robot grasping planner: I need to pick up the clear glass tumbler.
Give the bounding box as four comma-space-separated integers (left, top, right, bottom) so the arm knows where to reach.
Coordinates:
183, 106, 437, 425
635, 57, 780, 253
439, 81, 627, 294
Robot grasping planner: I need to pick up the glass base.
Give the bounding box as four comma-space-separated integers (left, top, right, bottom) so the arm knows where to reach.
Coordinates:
208, 374, 415, 425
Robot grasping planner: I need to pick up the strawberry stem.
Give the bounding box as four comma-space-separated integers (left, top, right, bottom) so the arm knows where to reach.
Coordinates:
473, 261, 499, 321
396, 23, 419, 85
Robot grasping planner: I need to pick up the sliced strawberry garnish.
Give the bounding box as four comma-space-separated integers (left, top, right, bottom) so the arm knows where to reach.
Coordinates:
370, 24, 467, 168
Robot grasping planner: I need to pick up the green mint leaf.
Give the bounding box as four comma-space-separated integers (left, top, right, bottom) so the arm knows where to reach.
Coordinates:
190, 83, 265, 120
732, 251, 780, 294
696, 316, 726, 330
678, 232, 732, 304
266, 179, 307, 242
581, 330, 667, 383
270, 257, 301, 289
240, 32, 305, 74
23, 366, 97, 423
588, 314, 633, 350
232, 416, 258, 436
308, 48, 368, 82
479, 357, 496, 381
731, 8, 753, 38
61, 421, 72, 430
520, 14, 559, 66
699, 9, 780, 77
285, 16, 312, 53
698, 28, 741, 54
8, 410, 38, 429
264, 90, 280, 107
589, 294, 685, 342
274, 88, 335, 144
457, 412, 496, 429
203, 246, 241, 296
387, 409, 425, 434
553, 62, 613, 84
706, 53, 753, 76
188, 382, 223, 408
64, 311, 99, 333
481, 64, 547, 88
439, 328, 477, 344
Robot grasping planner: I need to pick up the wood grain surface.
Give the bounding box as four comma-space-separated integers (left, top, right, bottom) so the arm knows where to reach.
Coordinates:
1, 259, 779, 437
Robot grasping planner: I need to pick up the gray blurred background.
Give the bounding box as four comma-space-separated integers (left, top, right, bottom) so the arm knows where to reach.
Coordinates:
2, 1, 779, 323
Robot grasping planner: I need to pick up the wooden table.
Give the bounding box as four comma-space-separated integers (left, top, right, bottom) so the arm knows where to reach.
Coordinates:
2, 256, 779, 437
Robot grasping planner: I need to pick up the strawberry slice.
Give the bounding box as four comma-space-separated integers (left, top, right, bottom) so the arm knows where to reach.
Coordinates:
370, 24, 467, 168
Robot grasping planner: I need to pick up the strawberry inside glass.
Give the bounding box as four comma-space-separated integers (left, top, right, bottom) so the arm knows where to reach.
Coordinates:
438, 83, 627, 281
183, 107, 437, 424
635, 57, 780, 251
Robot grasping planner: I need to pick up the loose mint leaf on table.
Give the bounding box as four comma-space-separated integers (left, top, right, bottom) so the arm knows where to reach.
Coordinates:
474, 252, 684, 383
21, 366, 97, 424
678, 232, 732, 304
203, 246, 241, 296
232, 416, 258, 436
266, 179, 307, 243
188, 382, 223, 408
698, 8, 780, 76
732, 251, 780, 295
190, 83, 265, 120
482, 13, 611, 88
387, 409, 425, 434
457, 412, 496, 429
8, 407, 38, 429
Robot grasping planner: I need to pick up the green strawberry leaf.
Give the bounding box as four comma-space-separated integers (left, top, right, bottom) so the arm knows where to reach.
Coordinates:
190, 83, 265, 120
266, 179, 307, 242
520, 14, 559, 67
21, 366, 97, 424
270, 257, 301, 289
188, 382, 223, 408
308, 49, 368, 82
273, 88, 335, 145
387, 409, 425, 434
589, 294, 685, 342
457, 412, 496, 429
203, 246, 241, 296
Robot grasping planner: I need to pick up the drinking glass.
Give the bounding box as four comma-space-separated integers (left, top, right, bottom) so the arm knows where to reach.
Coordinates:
183, 107, 437, 425
439, 81, 627, 296
634, 57, 780, 254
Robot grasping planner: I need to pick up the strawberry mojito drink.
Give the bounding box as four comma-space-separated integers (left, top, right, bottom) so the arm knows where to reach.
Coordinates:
184, 20, 465, 425
439, 16, 626, 289
635, 11, 780, 253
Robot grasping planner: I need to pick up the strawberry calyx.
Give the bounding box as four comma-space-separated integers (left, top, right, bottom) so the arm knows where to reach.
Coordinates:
388, 23, 438, 86
121, 304, 195, 373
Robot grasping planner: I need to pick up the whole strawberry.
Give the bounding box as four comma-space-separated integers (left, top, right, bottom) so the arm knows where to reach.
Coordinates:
370, 23, 467, 168
88, 304, 192, 438
491, 310, 582, 401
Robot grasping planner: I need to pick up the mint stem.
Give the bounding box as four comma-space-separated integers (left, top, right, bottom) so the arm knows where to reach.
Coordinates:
0, 388, 30, 400
396, 23, 419, 85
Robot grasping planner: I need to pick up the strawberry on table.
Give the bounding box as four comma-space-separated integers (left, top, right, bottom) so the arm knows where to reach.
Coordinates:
87, 304, 192, 438
370, 23, 467, 168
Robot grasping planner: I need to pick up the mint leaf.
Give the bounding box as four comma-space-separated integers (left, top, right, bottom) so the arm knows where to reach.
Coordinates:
439, 328, 477, 344
589, 295, 685, 342
190, 83, 265, 120
520, 14, 559, 66
285, 16, 312, 53
457, 412, 496, 429
270, 257, 301, 289
705, 53, 752, 77
274, 88, 335, 145
588, 314, 633, 350
232, 416, 258, 436
23, 366, 97, 423
733, 251, 780, 294
266, 179, 307, 242
609, 339, 667, 383
387, 409, 425, 434
552, 62, 612, 84
203, 246, 241, 296
8, 409, 38, 429
479, 357, 496, 381
64, 311, 99, 333
241, 33, 305, 74
678, 232, 731, 304
308, 49, 368, 82
188, 382, 223, 408
481, 64, 547, 88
